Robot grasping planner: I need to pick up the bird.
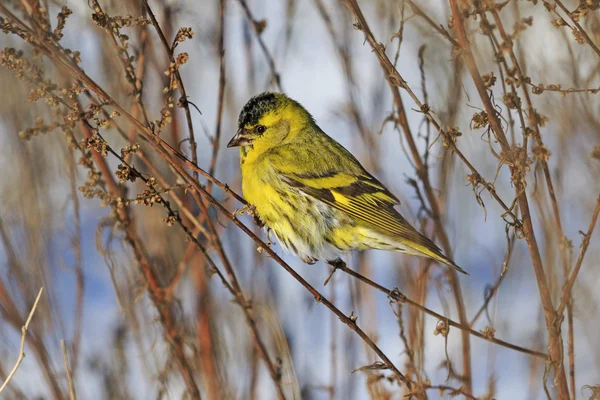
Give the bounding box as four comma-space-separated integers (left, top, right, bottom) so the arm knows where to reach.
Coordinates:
227, 92, 466, 274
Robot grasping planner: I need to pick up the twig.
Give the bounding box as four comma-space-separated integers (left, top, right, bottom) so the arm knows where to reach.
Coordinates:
470, 224, 516, 326
406, 0, 459, 47
424, 384, 478, 400
236, 0, 283, 90
207, 0, 227, 192
61, 340, 76, 400
556, 197, 600, 318
0, 287, 44, 394
66, 146, 84, 378
142, 0, 200, 182
335, 264, 548, 359
553, 0, 600, 59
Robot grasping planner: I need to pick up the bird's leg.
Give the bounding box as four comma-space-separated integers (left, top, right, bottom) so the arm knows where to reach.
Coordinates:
324, 258, 346, 286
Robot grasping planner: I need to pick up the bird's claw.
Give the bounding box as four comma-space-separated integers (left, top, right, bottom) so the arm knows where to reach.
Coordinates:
301, 256, 318, 265
265, 228, 275, 246
233, 204, 255, 217
234, 204, 265, 228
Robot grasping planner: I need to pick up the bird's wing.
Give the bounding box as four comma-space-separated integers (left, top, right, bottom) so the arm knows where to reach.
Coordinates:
279, 170, 428, 243
279, 170, 469, 273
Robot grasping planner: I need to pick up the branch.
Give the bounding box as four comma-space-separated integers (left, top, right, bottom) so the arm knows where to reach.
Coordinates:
334, 264, 548, 359
236, 0, 283, 90
556, 196, 600, 318
142, 0, 200, 181
0, 287, 44, 394
553, 0, 600, 59
61, 340, 76, 400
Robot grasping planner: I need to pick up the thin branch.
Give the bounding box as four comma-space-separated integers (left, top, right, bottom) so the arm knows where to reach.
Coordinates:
335, 264, 548, 359
556, 196, 600, 318
469, 225, 516, 326
207, 0, 227, 192
553, 0, 600, 59
236, 0, 283, 90
406, 0, 459, 47
142, 0, 200, 181
0, 287, 44, 394
60, 340, 76, 400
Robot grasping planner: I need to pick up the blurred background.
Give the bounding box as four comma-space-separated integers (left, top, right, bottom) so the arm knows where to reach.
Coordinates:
0, 0, 599, 399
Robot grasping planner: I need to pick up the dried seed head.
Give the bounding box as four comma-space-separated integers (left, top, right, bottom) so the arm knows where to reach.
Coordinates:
434, 320, 449, 337
532, 145, 552, 162
470, 110, 489, 130
482, 71, 496, 88
175, 27, 194, 42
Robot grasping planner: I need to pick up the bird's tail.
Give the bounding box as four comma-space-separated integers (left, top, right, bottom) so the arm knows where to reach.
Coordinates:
365, 227, 468, 274
407, 240, 468, 275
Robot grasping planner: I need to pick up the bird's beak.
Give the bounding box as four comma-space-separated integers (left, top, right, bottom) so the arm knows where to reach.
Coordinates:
227, 128, 249, 148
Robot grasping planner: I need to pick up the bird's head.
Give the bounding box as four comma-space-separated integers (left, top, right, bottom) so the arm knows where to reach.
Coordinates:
227, 92, 313, 159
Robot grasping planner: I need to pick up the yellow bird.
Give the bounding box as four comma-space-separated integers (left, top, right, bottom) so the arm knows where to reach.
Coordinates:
227, 92, 466, 274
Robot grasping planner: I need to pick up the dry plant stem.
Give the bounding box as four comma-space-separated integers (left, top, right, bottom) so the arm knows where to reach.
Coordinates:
82, 94, 212, 239
329, 282, 337, 400
448, 1, 569, 397
123, 218, 202, 399
553, 0, 600, 58
127, 24, 150, 140
60, 340, 76, 400
0, 287, 44, 394
193, 258, 222, 400
0, 229, 62, 398
343, 0, 472, 392
66, 148, 84, 377
74, 122, 202, 398
335, 264, 547, 359
207, 0, 227, 192
191, 199, 288, 399
406, 0, 458, 47
557, 197, 600, 318
425, 385, 478, 400
470, 223, 518, 327
488, 8, 565, 247
236, 0, 283, 90
142, 0, 199, 182
486, 8, 578, 396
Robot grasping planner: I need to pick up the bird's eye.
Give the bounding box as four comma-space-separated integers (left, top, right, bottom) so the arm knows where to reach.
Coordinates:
256, 125, 266, 134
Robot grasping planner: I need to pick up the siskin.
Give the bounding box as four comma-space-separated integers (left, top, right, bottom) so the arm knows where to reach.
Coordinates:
227, 92, 466, 274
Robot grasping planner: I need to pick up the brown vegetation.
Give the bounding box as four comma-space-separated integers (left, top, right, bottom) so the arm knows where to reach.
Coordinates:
0, 0, 599, 399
